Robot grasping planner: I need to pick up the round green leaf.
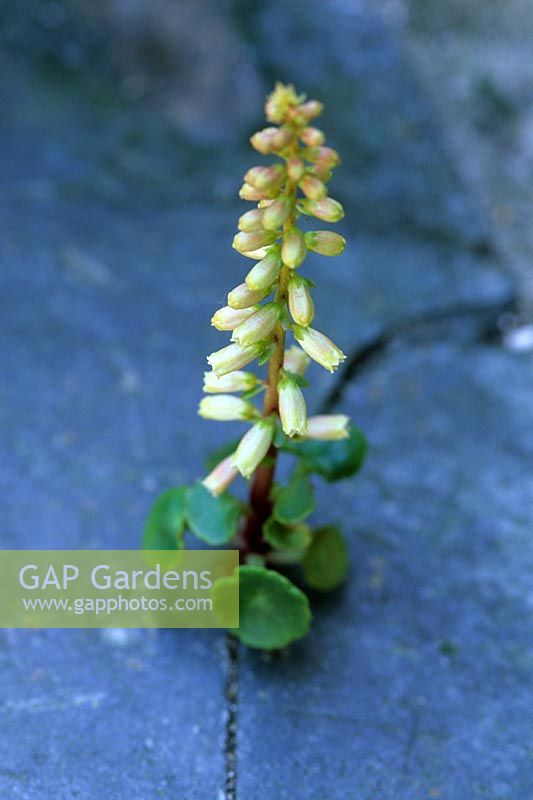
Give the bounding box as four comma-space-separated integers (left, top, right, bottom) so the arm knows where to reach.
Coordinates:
302, 526, 349, 591
272, 473, 315, 524
142, 487, 188, 550
186, 483, 241, 545
213, 566, 311, 650
263, 518, 311, 558
282, 425, 367, 482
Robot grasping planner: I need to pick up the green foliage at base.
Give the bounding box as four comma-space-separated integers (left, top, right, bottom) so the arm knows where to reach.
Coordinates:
213, 566, 311, 650
282, 425, 367, 481
302, 526, 349, 591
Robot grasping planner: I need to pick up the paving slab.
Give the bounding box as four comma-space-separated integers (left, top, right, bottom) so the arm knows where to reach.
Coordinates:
238, 341, 533, 799
0, 2, 523, 798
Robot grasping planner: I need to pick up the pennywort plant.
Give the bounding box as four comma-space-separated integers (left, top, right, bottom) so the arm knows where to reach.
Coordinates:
143, 84, 367, 650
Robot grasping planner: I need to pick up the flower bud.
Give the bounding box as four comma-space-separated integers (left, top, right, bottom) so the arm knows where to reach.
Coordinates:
198, 395, 257, 422
239, 183, 268, 202
250, 126, 291, 154
310, 160, 333, 181
281, 227, 307, 269
300, 127, 325, 147
287, 157, 306, 183
238, 208, 265, 232
211, 304, 258, 331
203, 370, 257, 394
288, 277, 314, 326
278, 377, 307, 438
299, 175, 327, 200
227, 283, 271, 309
202, 455, 239, 496
305, 230, 346, 256
231, 303, 279, 347
262, 196, 292, 231
293, 325, 346, 373
303, 145, 340, 167
245, 164, 285, 191
300, 198, 344, 223
265, 83, 304, 123
232, 418, 275, 478
233, 230, 277, 254
305, 414, 350, 440
207, 342, 262, 376
283, 346, 310, 376
245, 251, 281, 291
298, 100, 324, 121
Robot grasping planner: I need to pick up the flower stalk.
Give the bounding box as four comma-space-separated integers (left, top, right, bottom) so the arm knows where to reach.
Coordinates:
202, 82, 349, 555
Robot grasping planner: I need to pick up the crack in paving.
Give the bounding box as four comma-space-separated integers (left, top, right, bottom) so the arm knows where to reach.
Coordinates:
223, 635, 239, 800
322, 295, 517, 413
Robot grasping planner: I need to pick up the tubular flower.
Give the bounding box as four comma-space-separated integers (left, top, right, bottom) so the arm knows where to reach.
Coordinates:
203, 371, 257, 394
305, 230, 346, 257
198, 395, 258, 422
227, 283, 271, 309
211, 305, 258, 331
232, 303, 279, 347
288, 277, 314, 326
245, 251, 281, 291
233, 230, 277, 254
283, 346, 310, 377
281, 227, 307, 269
202, 455, 239, 496
262, 196, 292, 231
300, 197, 344, 222
292, 325, 346, 373
305, 414, 350, 440
245, 164, 285, 191
278, 376, 307, 438
207, 342, 262, 376
299, 175, 327, 200
238, 208, 265, 232
232, 418, 275, 478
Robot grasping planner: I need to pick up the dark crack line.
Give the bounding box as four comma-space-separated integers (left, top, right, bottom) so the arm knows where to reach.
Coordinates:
322, 296, 517, 412
223, 635, 239, 800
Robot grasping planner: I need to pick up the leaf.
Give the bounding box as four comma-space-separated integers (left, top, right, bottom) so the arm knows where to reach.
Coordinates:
142, 487, 188, 550
282, 425, 367, 482
263, 518, 311, 558
302, 526, 349, 591
205, 438, 241, 471
272, 473, 315, 524
212, 566, 311, 649
186, 483, 242, 545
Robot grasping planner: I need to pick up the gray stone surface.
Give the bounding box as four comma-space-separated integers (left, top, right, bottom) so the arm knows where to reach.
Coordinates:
239, 342, 533, 799
0, 0, 528, 797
